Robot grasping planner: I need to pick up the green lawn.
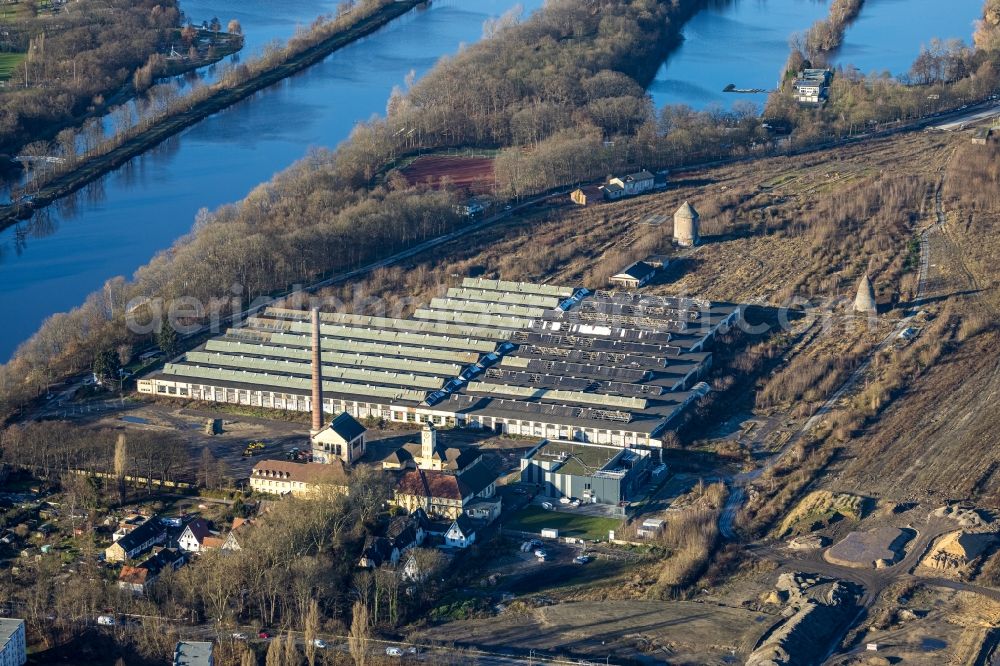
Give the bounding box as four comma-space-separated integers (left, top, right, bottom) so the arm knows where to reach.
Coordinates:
0, 3, 32, 24
506, 505, 621, 541
0, 53, 25, 81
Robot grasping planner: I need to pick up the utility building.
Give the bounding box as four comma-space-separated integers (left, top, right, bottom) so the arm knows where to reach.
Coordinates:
609, 261, 657, 289
520, 440, 652, 505
673, 201, 700, 247
138, 279, 740, 450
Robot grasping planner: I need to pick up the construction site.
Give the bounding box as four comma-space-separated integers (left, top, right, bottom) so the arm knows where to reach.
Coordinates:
138, 278, 740, 450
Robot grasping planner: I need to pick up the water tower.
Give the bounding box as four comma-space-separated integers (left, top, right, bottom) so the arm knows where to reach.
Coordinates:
673, 201, 700, 247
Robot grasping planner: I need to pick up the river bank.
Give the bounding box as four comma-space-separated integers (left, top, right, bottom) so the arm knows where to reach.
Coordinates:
0, 0, 423, 229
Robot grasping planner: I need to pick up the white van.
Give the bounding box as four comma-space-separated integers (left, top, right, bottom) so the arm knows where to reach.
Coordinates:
97, 615, 116, 626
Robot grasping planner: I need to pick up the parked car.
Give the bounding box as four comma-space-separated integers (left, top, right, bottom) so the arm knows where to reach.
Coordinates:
231, 632, 248, 641
541, 502, 554, 510
312, 639, 327, 649
558, 497, 571, 505
570, 499, 581, 508
97, 615, 116, 626
574, 555, 591, 565
534, 549, 547, 561
385, 646, 404, 657
258, 631, 271, 640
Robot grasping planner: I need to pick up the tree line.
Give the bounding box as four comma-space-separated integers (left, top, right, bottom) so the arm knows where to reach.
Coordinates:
0, 0, 180, 153
2, 0, 1000, 418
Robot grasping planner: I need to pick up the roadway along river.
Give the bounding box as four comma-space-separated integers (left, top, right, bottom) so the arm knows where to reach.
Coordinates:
0, 0, 543, 360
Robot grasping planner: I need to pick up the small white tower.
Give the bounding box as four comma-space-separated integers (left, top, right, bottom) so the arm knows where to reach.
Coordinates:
421, 421, 437, 463
673, 201, 700, 247
854, 274, 877, 314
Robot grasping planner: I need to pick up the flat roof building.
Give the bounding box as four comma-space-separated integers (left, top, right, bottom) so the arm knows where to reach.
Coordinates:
138, 279, 740, 449
0, 619, 25, 666
520, 440, 652, 505
173, 641, 214, 666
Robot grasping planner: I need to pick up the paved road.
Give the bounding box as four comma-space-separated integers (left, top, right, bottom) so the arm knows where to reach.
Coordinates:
928, 102, 1000, 131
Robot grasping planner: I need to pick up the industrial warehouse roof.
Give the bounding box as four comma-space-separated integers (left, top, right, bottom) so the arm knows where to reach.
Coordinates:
142, 279, 740, 437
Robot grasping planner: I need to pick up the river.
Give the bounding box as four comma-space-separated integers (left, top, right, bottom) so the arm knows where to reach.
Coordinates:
649, 0, 981, 112
0, 0, 987, 361
835, 0, 981, 77
0, 0, 543, 360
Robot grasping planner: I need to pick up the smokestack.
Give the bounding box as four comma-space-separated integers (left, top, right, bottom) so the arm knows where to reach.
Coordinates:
311, 307, 324, 435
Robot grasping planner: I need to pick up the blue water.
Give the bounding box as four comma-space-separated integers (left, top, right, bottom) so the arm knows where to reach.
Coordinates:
649, 0, 830, 112
835, 0, 979, 77
0, 0, 542, 360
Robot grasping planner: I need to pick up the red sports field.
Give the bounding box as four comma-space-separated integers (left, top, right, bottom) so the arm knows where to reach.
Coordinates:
399, 155, 495, 193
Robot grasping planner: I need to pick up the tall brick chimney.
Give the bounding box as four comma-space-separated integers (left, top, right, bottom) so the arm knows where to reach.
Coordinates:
310, 307, 324, 435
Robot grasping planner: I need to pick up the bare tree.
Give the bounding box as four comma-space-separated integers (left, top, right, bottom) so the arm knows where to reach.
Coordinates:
303, 598, 320, 666
264, 634, 283, 666
282, 631, 298, 666
347, 600, 369, 666
114, 433, 127, 504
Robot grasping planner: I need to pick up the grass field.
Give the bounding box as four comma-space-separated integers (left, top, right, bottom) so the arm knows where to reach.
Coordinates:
0, 53, 25, 82
0, 3, 32, 23
506, 506, 621, 540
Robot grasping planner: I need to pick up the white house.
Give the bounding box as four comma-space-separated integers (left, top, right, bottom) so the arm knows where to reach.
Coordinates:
444, 515, 477, 549
608, 170, 655, 197
177, 518, 223, 553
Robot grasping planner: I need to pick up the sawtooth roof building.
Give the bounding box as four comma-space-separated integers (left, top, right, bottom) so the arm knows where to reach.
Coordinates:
138, 279, 740, 449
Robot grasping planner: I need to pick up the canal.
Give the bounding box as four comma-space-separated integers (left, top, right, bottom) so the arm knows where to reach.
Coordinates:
0, 0, 543, 360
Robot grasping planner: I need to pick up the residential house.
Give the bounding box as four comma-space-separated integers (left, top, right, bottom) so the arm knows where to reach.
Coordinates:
609, 261, 657, 289
0, 619, 25, 666
444, 515, 478, 549
608, 170, 655, 197
358, 536, 398, 569
357, 510, 428, 569
392, 459, 501, 521
105, 516, 166, 563
221, 518, 253, 551
311, 412, 366, 465
177, 518, 215, 553
401, 554, 426, 582
599, 182, 625, 201
249, 459, 349, 497
117, 548, 185, 594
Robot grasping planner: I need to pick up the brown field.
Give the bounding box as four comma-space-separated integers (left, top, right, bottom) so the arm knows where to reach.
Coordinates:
399, 155, 496, 193
415, 600, 773, 664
